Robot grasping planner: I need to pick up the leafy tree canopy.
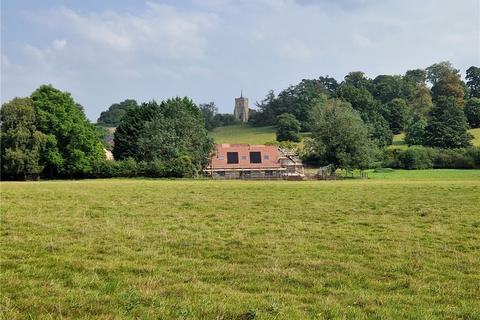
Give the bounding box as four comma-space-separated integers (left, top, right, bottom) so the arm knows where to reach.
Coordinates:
405, 119, 427, 146
464, 98, 480, 128
431, 72, 465, 106
466, 66, 480, 98
97, 99, 138, 127
0, 98, 47, 180
31, 85, 105, 177
383, 98, 410, 134
251, 78, 331, 128
372, 75, 405, 104
308, 99, 376, 170
426, 61, 460, 86
276, 113, 301, 142
199, 102, 219, 131
404, 69, 427, 86
113, 97, 213, 173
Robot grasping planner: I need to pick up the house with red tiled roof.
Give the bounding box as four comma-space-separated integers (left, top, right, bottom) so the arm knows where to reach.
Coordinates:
205, 144, 304, 179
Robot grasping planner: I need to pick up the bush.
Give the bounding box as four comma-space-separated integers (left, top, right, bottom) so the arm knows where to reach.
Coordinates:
396, 146, 434, 169
92, 157, 198, 179
164, 156, 196, 178
141, 160, 167, 177
384, 146, 480, 169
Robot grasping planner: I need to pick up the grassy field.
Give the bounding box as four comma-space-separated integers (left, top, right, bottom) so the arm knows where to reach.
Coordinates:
2, 170, 480, 319
209, 125, 276, 144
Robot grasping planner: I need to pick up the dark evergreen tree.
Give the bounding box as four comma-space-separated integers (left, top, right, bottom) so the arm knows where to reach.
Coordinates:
383, 98, 410, 134
423, 97, 472, 148
113, 97, 213, 174
464, 98, 480, 128
466, 66, 480, 98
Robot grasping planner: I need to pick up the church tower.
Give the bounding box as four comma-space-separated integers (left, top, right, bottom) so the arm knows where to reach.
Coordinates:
233, 90, 249, 123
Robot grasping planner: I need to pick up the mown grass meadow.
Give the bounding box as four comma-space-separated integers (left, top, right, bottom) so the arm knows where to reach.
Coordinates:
1, 170, 479, 319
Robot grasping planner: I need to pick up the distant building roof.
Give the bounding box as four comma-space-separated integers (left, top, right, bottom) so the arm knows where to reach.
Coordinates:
209, 144, 282, 170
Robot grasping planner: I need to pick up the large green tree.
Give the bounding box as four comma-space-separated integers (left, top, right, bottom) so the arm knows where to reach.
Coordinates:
466, 66, 480, 98
431, 72, 465, 106
113, 97, 213, 174
276, 113, 301, 142
336, 81, 393, 147
251, 78, 330, 128
372, 75, 405, 104
97, 99, 138, 127
423, 97, 472, 148
31, 85, 105, 177
464, 98, 480, 128
308, 99, 376, 170
405, 119, 427, 146
0, 98, 47, 180
408, 84, 433, 120
199, 102, 220, 131
383, 98, 410, 134
426, 61, 459, 86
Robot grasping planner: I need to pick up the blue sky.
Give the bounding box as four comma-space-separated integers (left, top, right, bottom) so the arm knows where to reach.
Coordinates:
2, 0, 479, 121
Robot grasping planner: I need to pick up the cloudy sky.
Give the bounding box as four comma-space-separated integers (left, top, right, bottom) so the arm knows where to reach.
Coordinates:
2, 0, 479, 120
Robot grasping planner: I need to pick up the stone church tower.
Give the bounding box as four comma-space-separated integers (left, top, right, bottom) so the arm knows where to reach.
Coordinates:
233, 90, 249, 123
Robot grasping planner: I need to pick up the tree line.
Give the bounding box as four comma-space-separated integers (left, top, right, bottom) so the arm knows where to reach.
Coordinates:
259, 62, 479, 170
2, 62, 479, 180
1, 86, 213, 180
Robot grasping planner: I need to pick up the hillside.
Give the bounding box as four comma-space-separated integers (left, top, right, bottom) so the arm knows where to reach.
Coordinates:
210, 125, 480, 147
471, 128, 480, 146
209, 125, 276, 144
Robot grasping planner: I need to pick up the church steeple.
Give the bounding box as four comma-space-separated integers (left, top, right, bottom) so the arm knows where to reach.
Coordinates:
234, 91, 249, 123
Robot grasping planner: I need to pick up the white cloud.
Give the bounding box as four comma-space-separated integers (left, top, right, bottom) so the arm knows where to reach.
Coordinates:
52, 39, 67, 50
2, 0, 479, 121
33, 3, 218, 59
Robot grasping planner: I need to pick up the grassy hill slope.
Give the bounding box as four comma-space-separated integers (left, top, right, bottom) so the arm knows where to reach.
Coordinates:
210, 125, 480, 147
209, 125, 276, 144
471, 128, 480, 146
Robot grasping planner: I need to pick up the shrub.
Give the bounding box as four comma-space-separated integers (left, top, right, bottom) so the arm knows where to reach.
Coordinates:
396, 147, 434, 169
141, 160, 167, 178
384, 146, 480, 169
165, 156, 197, 178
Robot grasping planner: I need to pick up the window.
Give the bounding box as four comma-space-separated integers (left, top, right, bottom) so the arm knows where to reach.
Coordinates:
249, 152, 262, 163
227, 152, 239, 164
265, 170, 274, 176
264, 155, 270, 160
217, 171, 225, 176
